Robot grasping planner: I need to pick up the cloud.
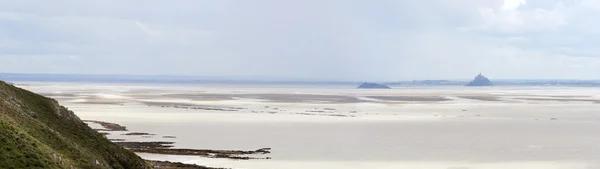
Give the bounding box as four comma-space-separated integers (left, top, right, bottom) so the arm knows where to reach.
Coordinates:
462, 0, 567, 34
1, 0, 600, 80
502, 0, 526, 10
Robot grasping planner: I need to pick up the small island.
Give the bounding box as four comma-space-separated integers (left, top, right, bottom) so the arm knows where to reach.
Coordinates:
357, 82, 391, 89
466, 73, 493, 86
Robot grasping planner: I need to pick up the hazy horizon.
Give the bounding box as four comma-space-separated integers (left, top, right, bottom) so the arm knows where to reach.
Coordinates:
5, 72, 600, 83
2, 0, 600, 81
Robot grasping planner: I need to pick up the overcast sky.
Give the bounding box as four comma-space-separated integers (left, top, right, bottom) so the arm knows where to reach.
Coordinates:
1, 0, 600, 81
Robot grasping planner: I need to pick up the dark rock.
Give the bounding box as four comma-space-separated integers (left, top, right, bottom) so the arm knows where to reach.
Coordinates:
357, 82, 391, 89
466, 73, 493, 86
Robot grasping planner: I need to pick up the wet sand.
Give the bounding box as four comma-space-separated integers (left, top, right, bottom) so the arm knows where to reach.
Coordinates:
17, 83, 600, 169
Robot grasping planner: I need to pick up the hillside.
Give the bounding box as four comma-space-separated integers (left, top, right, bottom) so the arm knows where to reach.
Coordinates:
0, 81, 151, 169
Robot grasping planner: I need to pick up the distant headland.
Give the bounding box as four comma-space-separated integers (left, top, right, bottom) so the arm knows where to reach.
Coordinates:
357, 82, 391, 89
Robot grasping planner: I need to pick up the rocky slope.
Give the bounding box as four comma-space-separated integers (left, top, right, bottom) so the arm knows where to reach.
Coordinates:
0, 81, 151, 169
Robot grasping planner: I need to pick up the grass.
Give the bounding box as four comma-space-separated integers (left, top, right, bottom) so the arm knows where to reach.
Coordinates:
0, 81, 151, 169
0, 120, 57, 169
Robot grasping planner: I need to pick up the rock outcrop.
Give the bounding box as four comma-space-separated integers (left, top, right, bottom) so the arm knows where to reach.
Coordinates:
357, 82, 391, 89
466, 73, 493, 86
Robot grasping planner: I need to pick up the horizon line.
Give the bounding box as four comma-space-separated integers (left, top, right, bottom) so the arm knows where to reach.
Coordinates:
2, 72, 600, 83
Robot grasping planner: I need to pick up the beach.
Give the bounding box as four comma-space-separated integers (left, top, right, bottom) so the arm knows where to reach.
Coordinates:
17, 82, 600, 169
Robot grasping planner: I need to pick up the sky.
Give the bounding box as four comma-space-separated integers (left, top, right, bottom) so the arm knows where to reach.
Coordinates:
1, 0, 600, 81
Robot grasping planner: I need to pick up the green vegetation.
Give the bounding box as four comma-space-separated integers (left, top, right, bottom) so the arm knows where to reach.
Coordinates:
0, 81, 151, 169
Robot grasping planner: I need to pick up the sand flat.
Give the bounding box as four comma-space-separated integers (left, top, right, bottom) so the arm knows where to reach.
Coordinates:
16, 82, 600, 169
137, 153, 593, 169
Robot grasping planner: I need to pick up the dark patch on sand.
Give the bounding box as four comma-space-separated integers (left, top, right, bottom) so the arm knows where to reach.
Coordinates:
367, 96, 451, 102
250, 94, 363, 103
457, 96, 501, 101
149, 160, 228, 169
115, 142, 271, 160
143, 101, 243, 112
128, 92, 457, 104
161, 93, 236, 101
152, 93, 365, 103
294, 113, 353, 117
122, 132, 156, 136
517, 98, 600, 103
506, 94, 591, 98
77, 100, 126, 105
